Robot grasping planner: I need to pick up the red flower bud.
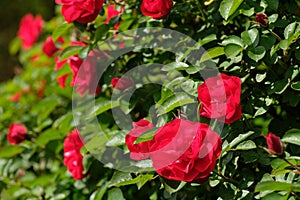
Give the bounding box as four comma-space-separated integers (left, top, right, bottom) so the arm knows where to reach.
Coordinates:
265, 132, 284, 155
256, 13, 268, 27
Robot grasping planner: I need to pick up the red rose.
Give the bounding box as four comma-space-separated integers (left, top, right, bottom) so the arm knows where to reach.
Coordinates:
265, 132, 283, 155
42, 36, 64, 57
141, 0, 173, 19
111, 77, 133, 90
125, 119, 155, 160
70, 49, 102, 96
198, 74, 242, 124
7, 123, 27, 145
126, 119, 222, 183
17, 14, 44, 49
256, 13, 268, 27
55, 0, 105, 23
63, 129, 85, 180
104, 5, 123, 29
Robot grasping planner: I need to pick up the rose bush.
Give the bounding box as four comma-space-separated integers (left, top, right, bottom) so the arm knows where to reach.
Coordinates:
1, 0, 300, 199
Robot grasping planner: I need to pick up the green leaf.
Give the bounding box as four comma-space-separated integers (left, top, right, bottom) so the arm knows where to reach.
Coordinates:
53, 112, 73, 131
78, 45, 91, 59
31, 98, 60, 124
90, 180, 109, 200
52, 23, 72, 41
113, 174, 154, 189
162, 180, 187, 194
219, 0, 244, 20
224, 44, 243, 58
59, 46, 82, 61
199, 34, 217, 46
95, 24, 109, 41
241, 28, 259, 47
282, 129, 300, 146
135, 128, 158, 144
181, 79, 199, 97
93, 98, 120, 116
106, 130, 127, 146
200, 47, 225, 63
0, 145, 25, 158
254, 107, 267, 117
162, 62, 189, 71
224, 131, 255, 152
291, 81, 300, 91
36, 129, 64, 147
255, 181, 300, 192
247, 46, 266, 62
222, 36, 244, 47
156, 92, 195, 116
109, 172, 132, 188
9, 37, 21, 55
256, 72, 267, 83
272, 80, 289, 94
284, 22, 300, 40
118, 19, 134, 32
22, 174, 53, 188
107, 188, 125, 200
235, 140, 257, 150
279, 39, 289, 50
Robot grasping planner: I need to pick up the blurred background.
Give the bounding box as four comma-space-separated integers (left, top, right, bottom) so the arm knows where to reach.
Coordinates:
0, 0, 55, 82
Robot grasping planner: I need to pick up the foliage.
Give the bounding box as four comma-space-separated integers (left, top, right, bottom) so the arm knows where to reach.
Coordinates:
1, 0, 300, 199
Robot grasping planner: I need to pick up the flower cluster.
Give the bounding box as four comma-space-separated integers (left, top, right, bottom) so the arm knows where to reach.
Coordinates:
125, 73, 242, 183
126, 119, 222, 183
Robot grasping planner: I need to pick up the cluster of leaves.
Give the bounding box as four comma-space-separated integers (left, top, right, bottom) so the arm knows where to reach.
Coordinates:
0, 0, 300, 199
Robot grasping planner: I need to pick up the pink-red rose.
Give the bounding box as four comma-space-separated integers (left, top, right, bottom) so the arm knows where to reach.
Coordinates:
125, 119, 155, 160
111, 77, 133, 90
141, 0, 173, 19
7, 123, 28, 145
198, 74, 242, 124
126, 119, 222, 183
56, 0, 105, 23
42, 36, 64, 57
265, 132, 284, 155
63, 129, 85, 180
70, 49, 102, 96
17, 14, 44, 49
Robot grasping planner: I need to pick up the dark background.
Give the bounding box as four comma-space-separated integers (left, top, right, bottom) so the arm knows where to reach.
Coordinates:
0, 0, 55, 82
